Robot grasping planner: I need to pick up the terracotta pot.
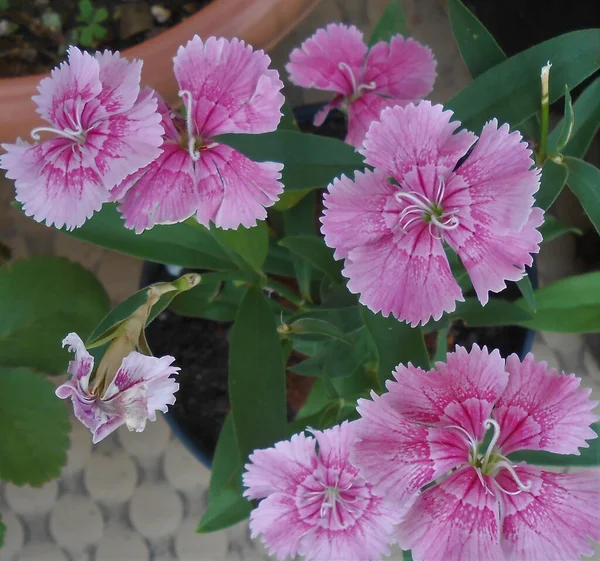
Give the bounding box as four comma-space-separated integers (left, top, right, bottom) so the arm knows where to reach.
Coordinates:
0, 0, 321, 144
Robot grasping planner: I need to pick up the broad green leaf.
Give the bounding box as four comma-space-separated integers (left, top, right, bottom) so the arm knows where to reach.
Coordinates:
515, 272, 600, 333
264, 242, 296, 277
272, 188, 312, 211
279, 100, 299, 131
510, 424, 599, 466
210, 223, 269, 273
360, 308, 429, 388
279, 236, 342, 282
0, 256, 109, 372
548, 77, 600, 158
516, 275, 536, 312
229, 286, 287, 462
216, 130, 365, 192
286, 318, 351, 343
208, 415, 239, 499
564, 157, 600, 235
171, 279, 246, 322
447, 30, 600, 133
452, 298, 533, 327
290, 307, 363, 336
57, 205, 236, 270
369, 0, 407, 45
197, 487, 251, 533
556, 86, 575, 151
535, 158, 569, 210
540, 215, 582, 244
0, 367, 70, 485
94, 7, 108, 23
403, 551, 414, 561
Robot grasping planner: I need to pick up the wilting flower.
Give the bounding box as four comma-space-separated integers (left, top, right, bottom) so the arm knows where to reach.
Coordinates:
243, 422, 404, 561
0, 47, 163, 230
286, 23, 436, 148
352, 345, 600, 561
113, 35, 285, 233
321, 101, 543, 326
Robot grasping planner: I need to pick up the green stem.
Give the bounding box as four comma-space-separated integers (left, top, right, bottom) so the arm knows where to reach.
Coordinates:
265, 278, 307, 310
537, 62, 552, 166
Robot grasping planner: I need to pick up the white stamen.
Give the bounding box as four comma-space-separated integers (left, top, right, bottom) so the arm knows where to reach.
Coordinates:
337, 62, 359, 97
395, 191, 432, 212
443, 424, 478, 459
178, 89, 200, 161
482, 418, 502, 467
357, 81, 377, 94
495, 460, 532, 494
31, 126, 85, 143
435, 177, 447, 204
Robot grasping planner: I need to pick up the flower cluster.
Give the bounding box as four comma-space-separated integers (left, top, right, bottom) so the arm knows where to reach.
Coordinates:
244, 347, 600, 561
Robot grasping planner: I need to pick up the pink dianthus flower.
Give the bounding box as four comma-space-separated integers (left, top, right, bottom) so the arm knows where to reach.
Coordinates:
243, 422, 405, 561
113, 35, 285, 233
0, 47, 163, 230
286, 23, 436, 148
321, 101, 543, 326
352, 345, 600, 561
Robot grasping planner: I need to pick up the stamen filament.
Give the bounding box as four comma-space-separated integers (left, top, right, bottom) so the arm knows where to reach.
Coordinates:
337, 62, 359, 97
31, 126, 85, 143
178, 89, 200, 161
482, 418, 501, 467
442, 424, 477, 459
495, 460, 532, 492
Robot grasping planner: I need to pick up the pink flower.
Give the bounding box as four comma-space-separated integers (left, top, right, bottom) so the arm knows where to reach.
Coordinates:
113, 35, 285, 233
0, 47, 163, 230
352, 345, 600, 561
56, 333, 179, 443
321, 101, 543, 326
243, 422, 405, 561
286, 23, 436, 148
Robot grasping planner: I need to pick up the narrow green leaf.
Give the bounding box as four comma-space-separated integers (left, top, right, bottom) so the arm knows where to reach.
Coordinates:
556, 86, 575, 151
0, 511, 4, 548
564, 157, 600, 235
369, 0, 407, 45
447, 30, 600, 133
0, 367, 71, 485
279, 236, 342, 282
540, 215, 582, 244
360, 308, 429, 388
229, 286, 287, 462
280, 100, 299, 131
0, 256, 109, 372
403, 550, 414, 561
434, 327, 449, 363
516, 275, 536, 312
211, 222, 269, 272
535, 158, 569, 210
453, 298, 533, 327
208, 415, 241, 500
171, 279, 246, 322
197, 487, 251, 533
291, 306, 363, 336
287, 318, 351, 343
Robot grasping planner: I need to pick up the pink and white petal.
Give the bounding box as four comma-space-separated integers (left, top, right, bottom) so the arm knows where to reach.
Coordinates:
363, 35, 436, 100
352, 396, 454, 505
344, 225, 462, 326
152, 89, 182, 142
174, 36, 283, 137
117, 144, 199, 233
33, 46, 101, 130
346, 93, 400, 149
195, 144, 283, 230
145, 372, 179, 419
447, 120, 540, 234
497, 465, 600, 561
398, 467, 503, 561
362, 101, 477, 181
243, 432, 317, 500
494, 353, 599, 456
111, 384, 150, 433
445, 206, 543, 305
3, 138, 109, 230
286, 23, 368, 96
84, 89, 164, 190
61, 332, 94, 390
249, 493, 312, 561
311, 422, 355, 472
313, 96, 344, 127
321, 169, 397, 260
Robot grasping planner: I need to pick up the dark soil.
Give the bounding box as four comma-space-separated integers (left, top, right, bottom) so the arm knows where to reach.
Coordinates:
0, 0, 210, 78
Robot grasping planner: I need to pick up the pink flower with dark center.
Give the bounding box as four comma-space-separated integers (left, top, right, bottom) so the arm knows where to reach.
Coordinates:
113, 35, 285, 233
286, 23, 436, 148
352, 345, 600, 561
56, 333, 179, 443
0, 47, 163, 230
243, 422, 405, 561
321, 101, 543, 326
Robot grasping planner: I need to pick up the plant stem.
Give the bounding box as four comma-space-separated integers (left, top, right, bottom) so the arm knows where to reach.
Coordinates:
537, 61, 552, 166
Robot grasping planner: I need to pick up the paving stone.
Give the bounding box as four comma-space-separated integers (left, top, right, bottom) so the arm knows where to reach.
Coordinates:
17, 543, 69, 561
118, 413, 171, 459
531, 336, 560, 370
49, 496, 104, 551
84, 450, 137, 504
4, 481, 58, 515
129, 483, 183, 539
163, 438, 211, 491
95, 527, 149, 561
61, 419, 93, 476
1, 510, 25, 560
175, 518, 229, 561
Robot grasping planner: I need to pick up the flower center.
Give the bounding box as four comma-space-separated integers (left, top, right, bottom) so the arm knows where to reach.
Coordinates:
178, 89, 218, 161
337, 62, 376, 102
394, 178, 460, 239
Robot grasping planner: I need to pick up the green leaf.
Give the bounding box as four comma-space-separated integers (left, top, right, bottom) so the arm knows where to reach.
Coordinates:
0, 256, 109, 372
0, 512, 5, 548
548, 77, 600, 158
516, 275, 536, 312
57, 205, 236, 271
369, 0, 407, 45
279, 236, 342, 282
0, 367, 70, 485
556, 86, 575, 151
216, 130, 365, 192
434, 327, 449, 363
515, 272, 600, 332
510, 424, 599, 466
229, 286, 287, 462
540, 215, 582, 244
78, 0, 93, 21
94, 7, 108, 23
447, 30, 600, 133
197, 487, 251, 533
279, 100, 299, 131
564, 157, 600, 235
453, 298, 533, 327
208, 414, 241, 500
403, 550, 414, 561
535, 158, 569, 210
171, 279, 246, 322
286, 318, 351, 343
360, 308, 429, 388
210, 223, 269, 273
91, 22, 107, 40
79, 26, 93, 47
